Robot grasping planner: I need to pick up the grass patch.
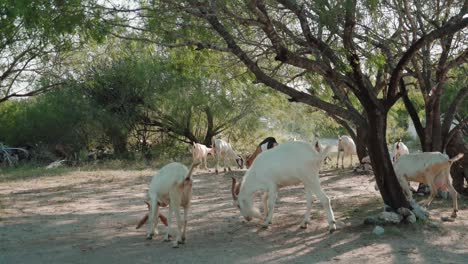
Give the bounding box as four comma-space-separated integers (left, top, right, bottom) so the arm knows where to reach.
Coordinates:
0, 156, 194, 183
340, 196, 382, 219
0, 165, 73, 182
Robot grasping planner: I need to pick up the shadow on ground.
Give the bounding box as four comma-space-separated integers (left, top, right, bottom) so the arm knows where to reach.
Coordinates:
1, 167, 467, 264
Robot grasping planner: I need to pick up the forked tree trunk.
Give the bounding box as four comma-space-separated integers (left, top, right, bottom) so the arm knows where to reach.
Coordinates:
366, 109, 410, 209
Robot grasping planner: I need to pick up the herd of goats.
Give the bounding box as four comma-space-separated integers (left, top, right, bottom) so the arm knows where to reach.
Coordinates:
135, 136, 463, 248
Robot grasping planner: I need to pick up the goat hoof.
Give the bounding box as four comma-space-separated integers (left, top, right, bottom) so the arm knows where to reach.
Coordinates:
178, 240, 185, 244
172, 243, 179, 248
146, 234, 153, 240
300, 225, 307, 229
261, 224, 269, 229
329, 224, 337, 233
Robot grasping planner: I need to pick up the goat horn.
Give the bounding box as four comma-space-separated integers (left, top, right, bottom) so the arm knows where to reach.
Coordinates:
231, 177, 238, 201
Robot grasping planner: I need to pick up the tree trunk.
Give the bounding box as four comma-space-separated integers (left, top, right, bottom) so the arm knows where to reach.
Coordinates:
423, 106, 434, 151
355, 125, 368, 162
432, 97, 443, 151
203, 107, 215, 147
366, 109, 410, 209
112, 132, 128, 158
446, 130, 468, 196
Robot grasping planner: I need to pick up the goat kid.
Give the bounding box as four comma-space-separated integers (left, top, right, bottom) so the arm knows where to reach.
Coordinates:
192, 142, 215, 171
231, 141, 336, 232
394, 152, 464, 218
136, 162, 199, 248
246, 137, 278, 169
212, 138, 244, 174
336, 135, 357, 169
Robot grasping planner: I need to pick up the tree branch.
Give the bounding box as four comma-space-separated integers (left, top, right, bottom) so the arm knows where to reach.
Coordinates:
197, 2, 366, 127
442, 87, 468, 143
388, 16, 468, 100
0, 82, 64, 103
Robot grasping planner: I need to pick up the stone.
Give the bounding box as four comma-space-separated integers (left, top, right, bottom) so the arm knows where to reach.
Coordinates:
406, 213, 417, 224
397, 207, 413, 217
372, 226, 385, 235
377, 211, 403, 224
364, 216, 379, 225
410, 200, 429, 221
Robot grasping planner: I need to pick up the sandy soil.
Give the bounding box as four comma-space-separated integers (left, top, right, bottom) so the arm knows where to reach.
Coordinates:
1, 166, 467, 264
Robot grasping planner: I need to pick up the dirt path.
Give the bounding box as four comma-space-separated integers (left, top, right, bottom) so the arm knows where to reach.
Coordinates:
1, 167, 467, 263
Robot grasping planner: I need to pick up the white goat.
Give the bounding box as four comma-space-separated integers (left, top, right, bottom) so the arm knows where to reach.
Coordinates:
231, 141, 336, 232
137, 162, 199, 248
394, 152, 464, 218
392, 140, 409, 162
212, 138, 244, 174
192, 143, 214, 171
336, 135, 357, 169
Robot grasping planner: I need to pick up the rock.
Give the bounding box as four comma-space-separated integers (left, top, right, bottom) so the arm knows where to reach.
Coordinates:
383, 204, 393, 212
406, 213, 417, 224
410, 200, 429, 221
397, 207, 417, 224
441, 216, 455, 222
363, 164, 373, 171
397, 207, 413, 217
377, 211, 403, 224
427, 221, 441, 229
364, 216, 379, 225
372, 226, 385, 235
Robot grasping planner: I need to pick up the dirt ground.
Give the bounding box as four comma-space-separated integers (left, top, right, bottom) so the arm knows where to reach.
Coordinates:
1, 165, 467, 264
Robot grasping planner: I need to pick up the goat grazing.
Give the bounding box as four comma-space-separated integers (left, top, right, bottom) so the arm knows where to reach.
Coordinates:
392, 140, 409, 162
212, 138, 244, 174
192, 142, 214, 171
136, 162, 199, 248
336, 135, 357, 169
394, 152, 464, 218
245, 137, 278, 169
231, 141, 336, 232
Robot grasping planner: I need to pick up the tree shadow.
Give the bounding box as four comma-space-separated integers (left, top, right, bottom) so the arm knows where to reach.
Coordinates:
1, 168, 467, 264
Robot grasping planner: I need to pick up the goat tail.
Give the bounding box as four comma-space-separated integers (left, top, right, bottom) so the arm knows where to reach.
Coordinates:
449, 153, 464, 164
185, 161, 201, 180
